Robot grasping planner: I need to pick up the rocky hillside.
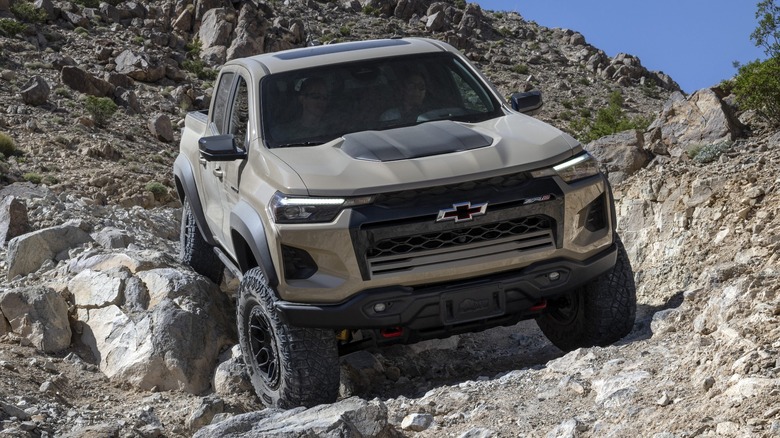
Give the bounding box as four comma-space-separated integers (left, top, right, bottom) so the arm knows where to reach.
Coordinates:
1, 0, 778, 437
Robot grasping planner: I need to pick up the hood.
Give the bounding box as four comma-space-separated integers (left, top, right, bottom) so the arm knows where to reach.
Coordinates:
268, 113, 580, 196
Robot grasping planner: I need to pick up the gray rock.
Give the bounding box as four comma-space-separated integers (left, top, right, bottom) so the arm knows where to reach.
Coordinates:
115, 50, 166, 83
186, 395, 225, 431
6, 223, 93, 280
74, 261, 234, 394
92, 227, 134, 249
147, 114, 174, 143
0, 287, 71, 352
0, 196, 29, 247
61, 66, 115, 98
401, 413, 433, 431
20, 76, 50, 106
199, 8, 234, 50
193, 397, 392, 438
586, 129, 651, 184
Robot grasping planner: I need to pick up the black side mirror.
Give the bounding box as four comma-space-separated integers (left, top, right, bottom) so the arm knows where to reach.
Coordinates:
510, 90, 543, 114
198, 134, 247, 161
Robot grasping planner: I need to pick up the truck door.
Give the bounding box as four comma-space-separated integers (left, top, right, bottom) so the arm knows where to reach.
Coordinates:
199, 71, 236, 247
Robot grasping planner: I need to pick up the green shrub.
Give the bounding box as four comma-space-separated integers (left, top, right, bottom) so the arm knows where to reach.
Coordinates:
11, 1, 47, 23
145, 181, 168, 198
0, 132, 16, 157
85, 96, 118, 127
690, 141, 732, 164
23, 172, 42, 184
181, 59, 218, 80
362, 5, 379, 16
580, 91, 651, 142
511, 64, 529, 75
453, 0, 466, 8
733, 57, 780, 126
0, 18, 26, 37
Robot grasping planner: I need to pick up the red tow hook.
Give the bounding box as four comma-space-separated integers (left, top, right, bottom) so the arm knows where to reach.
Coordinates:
380, 327, 404, 338
529, 300, 547, 312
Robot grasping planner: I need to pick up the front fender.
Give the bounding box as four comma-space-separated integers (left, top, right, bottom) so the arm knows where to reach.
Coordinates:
173, 154, 218, 246
230, 200, 279, 289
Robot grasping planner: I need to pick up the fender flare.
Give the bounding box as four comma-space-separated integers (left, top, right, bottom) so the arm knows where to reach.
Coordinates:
230, 200, 279, 288
173, 154, 218, 246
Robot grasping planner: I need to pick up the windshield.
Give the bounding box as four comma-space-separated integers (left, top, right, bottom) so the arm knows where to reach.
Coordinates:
260, 52, 502, 148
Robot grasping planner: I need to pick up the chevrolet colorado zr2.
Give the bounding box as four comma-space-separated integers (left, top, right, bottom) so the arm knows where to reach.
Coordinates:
173, 37, 637, 409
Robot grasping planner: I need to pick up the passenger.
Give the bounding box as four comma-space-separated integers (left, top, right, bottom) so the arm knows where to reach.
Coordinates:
380, 73, 427, 124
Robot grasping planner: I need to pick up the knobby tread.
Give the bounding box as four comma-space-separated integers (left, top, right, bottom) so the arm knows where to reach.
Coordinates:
238, 268, 339, 409
180, 199, 224, 284
536, 235, 637, 351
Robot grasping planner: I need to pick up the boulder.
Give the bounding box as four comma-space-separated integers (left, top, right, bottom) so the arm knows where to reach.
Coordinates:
115, 50, 166, 83
73, 257, 234, 394
586, 129, 651, 184
20, 76, 50, 106
193, 397, 392, 438
0, 287, 71, 352
61, 66, 115, 98
147, 114, 174, 143
645, 89, 743, 157
226, 3, 267, 61
6, 222, 93, 280
0, 196, 29, 247
199, 8, 234, 50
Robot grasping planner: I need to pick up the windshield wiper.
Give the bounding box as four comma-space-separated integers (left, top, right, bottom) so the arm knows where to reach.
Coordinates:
274, 141, 324, 148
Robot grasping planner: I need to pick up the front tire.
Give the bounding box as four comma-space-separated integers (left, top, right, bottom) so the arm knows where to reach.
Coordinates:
536, 235, 637, 351
237, 267, 340, 408
180, 198, 224, 284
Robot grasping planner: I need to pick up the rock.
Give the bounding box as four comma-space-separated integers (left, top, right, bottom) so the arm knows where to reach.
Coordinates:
212, 345, 252, 395
591, 370, 650, 407
73, 259, 234, 394
586, 129, 651, 184
147, 114, 174, 143
115, 50, 166, 82
6, 222, 93, 280
0, 287, 71, 352
401, 413, 434, 431
0, 196, 30, 247
186, 395, 225, 431
193, 397, 392, 438
92, 227, 134, 249
226, 3, 267, 60
199, 8, 234, 50
645, 89, 743, 157
20, 76, 50, 106
61, 66, 115, 97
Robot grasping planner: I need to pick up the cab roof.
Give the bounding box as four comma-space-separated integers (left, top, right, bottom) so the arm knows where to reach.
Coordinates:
227, 38, 454, 76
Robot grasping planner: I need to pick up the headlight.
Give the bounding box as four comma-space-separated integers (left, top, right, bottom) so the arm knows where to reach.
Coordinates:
531, 152, 600, 183
270, 192, 374, 223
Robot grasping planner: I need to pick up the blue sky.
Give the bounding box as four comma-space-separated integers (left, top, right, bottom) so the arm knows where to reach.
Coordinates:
475, 0, 768, 94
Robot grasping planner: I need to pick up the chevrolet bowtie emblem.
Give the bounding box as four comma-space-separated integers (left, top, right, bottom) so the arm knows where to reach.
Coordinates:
436, 202, 488, 223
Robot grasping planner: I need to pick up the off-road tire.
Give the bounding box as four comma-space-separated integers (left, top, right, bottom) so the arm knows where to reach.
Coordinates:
237, 267, 340, 408
180, 198, 224, 284
536, 235, 637, 351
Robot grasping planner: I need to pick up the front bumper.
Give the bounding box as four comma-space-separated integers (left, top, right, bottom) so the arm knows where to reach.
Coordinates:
275, 241, 616, 330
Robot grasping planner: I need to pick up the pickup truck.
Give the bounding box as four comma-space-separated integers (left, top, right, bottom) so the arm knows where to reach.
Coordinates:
173, 37, 636, 409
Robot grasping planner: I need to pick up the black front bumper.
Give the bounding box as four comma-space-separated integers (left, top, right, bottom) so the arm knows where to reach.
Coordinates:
275, 242, 617, 331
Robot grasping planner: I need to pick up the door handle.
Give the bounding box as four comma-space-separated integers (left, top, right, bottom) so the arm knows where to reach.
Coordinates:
213, 168, 224, 179
199, 157, 207, 166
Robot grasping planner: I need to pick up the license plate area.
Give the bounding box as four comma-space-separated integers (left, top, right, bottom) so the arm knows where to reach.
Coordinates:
440, 286, 506, 324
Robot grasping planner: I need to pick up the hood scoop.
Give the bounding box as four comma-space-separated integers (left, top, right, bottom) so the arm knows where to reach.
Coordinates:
339, 120, 493, 162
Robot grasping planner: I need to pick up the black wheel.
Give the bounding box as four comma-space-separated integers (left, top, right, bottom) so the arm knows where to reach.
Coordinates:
180, 198, 224, 284
237, 267, 340, 408
536, 235, 637, 351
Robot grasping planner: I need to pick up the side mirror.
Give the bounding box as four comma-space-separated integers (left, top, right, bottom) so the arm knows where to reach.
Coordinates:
198, 134, 247, 161
509, 90, 543, 114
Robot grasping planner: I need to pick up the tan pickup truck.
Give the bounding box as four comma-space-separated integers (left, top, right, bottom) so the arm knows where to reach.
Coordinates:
173, 37, 636, 408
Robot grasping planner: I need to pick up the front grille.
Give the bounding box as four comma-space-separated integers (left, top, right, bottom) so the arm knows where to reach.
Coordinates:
373, 172, 529, 209
365, 215, 555, 277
